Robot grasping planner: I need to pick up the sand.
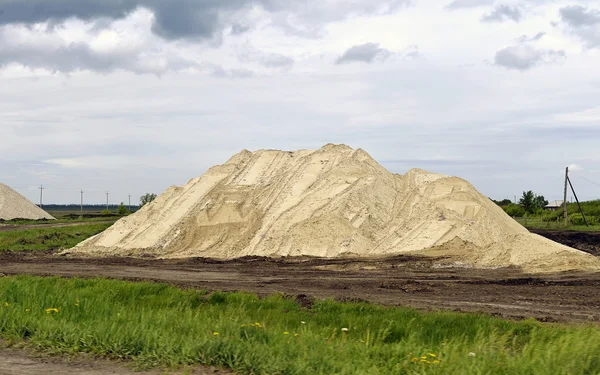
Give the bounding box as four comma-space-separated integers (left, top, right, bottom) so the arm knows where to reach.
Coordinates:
68, 144, 600, 273
0, 183, 55, 221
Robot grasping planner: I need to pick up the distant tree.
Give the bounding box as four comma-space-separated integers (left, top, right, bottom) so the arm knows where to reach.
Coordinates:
504, 203, 526, 217
498, 199, 512, 206
140, 193, 157, 207
519, 191, 548, 214
533, 195, 548, 210
117, 202, 130, 216
100, 209, 112, 216
519, 191, 536, 213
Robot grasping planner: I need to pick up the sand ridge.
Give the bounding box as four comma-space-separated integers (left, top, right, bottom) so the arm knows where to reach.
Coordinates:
0, 183, 55, 221
69, 144, 600, 273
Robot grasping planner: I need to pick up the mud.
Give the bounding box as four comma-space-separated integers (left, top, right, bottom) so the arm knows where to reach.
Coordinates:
531, 229, 600, 257
1, 253, 599, 324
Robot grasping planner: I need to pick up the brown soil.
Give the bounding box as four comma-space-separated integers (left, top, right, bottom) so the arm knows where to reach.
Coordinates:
531, 229, 600, 257
0, 346, 229, 375
1, 252, 599, 324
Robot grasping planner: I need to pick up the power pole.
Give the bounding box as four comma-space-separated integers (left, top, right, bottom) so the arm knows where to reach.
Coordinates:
106, 191, 110, 210
80, 190, 84, 215
39, 185, 44, 208
128, 193, 131, 211
563, 166, 569, 225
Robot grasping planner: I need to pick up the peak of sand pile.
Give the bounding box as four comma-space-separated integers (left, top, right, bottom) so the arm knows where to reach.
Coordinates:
0, 183, 55, 221
69, 144, 600, 273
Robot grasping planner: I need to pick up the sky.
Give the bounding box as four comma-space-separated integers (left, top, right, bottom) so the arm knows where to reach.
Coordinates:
1, 0, 600, 205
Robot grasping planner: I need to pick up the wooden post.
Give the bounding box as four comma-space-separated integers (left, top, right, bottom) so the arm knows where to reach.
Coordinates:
563, 167, 568, 225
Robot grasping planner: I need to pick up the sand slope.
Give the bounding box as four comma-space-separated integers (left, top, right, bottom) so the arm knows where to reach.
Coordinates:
70, 144, 600, 273
0, 183, 55, 220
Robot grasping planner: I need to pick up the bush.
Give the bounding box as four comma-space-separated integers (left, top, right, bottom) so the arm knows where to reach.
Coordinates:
100, 209, 112, 216
569, 213, 598, 226
504, 204, 526, 217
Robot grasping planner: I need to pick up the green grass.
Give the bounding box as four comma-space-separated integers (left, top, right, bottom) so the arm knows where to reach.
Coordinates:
0, 276, 599, 374
0, 223, 112, 251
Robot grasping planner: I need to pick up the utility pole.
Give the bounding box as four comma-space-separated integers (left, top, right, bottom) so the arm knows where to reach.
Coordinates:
128, 193, 131, 211
567, 175, 589, 227
39, 185, 44, 208
106, 191, 110, 210
80, 190, 84, 215
563, 166, 569, 225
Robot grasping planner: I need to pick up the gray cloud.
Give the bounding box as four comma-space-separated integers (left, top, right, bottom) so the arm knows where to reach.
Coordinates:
482, 5, 523, 23
238, 47, 294, 69
517, 32, 545, 43
335, 43, 392, 64
560, 5, 600, 48
230, 23, 250, 35
494, 44, 565, 71
560, 5, 600, 26
0, 28, 198, 74
0, 0, 412, 41
445, 0, 494, 10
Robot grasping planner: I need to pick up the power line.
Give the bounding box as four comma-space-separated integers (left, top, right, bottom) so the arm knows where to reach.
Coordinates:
577, 176, 600, 189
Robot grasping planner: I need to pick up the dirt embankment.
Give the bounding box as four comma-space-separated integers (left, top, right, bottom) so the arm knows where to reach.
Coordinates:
2, 253, 599, 324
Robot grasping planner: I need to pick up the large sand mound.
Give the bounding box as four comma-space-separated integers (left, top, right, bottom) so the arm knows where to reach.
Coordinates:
0, 183, 55, 221
70, 144, 600, 273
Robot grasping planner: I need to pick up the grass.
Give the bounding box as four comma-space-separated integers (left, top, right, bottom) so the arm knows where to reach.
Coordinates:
515, 218, 600, 232
1, 276, 599, 374
0, 223, 113, 251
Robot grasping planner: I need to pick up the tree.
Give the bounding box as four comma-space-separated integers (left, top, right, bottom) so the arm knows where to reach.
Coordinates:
117, 202, 130, 216
519, 191, 535, 213
140, 193, 157, 207
533, 195, 548, 211
519, 191, 548, 214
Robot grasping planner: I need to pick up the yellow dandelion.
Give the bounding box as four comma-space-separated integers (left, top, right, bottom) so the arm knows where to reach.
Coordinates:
411, 357, 419, 363
433, 360, 440, 364
45, 308, 59, 314
428, 353, 437, 357
74, 303, 79, 307
294, 333, 299, 337
213, 332, 219, 336
25, 308, 30, 312
284, 331, 289, 335
420, 359, 428, 363
421, 356, 427, 360
4, 302, 8, 307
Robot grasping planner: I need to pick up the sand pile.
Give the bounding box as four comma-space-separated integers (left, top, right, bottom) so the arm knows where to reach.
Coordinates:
69, 144, 599, 273
0, 183, 55, 221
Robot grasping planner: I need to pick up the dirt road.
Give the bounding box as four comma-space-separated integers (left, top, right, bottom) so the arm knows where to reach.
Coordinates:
0, 221, 116, 233
0, 347, 226, 375
1, 253, 599, 324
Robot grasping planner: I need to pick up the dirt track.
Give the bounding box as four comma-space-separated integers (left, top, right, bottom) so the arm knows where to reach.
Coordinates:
0, 347, 227, 375
1, 252, 599, 324
0, 221, 116, 233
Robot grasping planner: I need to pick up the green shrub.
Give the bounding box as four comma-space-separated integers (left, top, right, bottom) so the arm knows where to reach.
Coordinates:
504, 204, 526, 217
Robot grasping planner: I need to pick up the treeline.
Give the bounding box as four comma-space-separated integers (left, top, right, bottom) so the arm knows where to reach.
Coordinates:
492, 192, 600, 225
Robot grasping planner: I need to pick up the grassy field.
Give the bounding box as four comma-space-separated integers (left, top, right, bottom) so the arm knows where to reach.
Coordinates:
0, 276, 598, 374
0, 223, 113, 251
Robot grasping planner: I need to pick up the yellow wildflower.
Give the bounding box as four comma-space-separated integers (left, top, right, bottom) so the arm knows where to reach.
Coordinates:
45, 308, 59, 314
25, 309, 30, 313
411, 358, 419, 363
284, 332, 289, 335
4, 302, 8, 307
213, 332, 219, 336
294, 333, 299, 337
428, 353, 436, 357
433, 360, 440, 364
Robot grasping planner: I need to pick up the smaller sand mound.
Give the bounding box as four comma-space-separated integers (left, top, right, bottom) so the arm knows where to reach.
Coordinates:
0, 183, 55, 221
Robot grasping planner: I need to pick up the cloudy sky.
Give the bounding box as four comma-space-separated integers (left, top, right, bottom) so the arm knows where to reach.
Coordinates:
1, 0, 600, 205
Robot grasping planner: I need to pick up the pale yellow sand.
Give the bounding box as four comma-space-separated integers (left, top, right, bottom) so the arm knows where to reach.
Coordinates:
68, 144, 600, 273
